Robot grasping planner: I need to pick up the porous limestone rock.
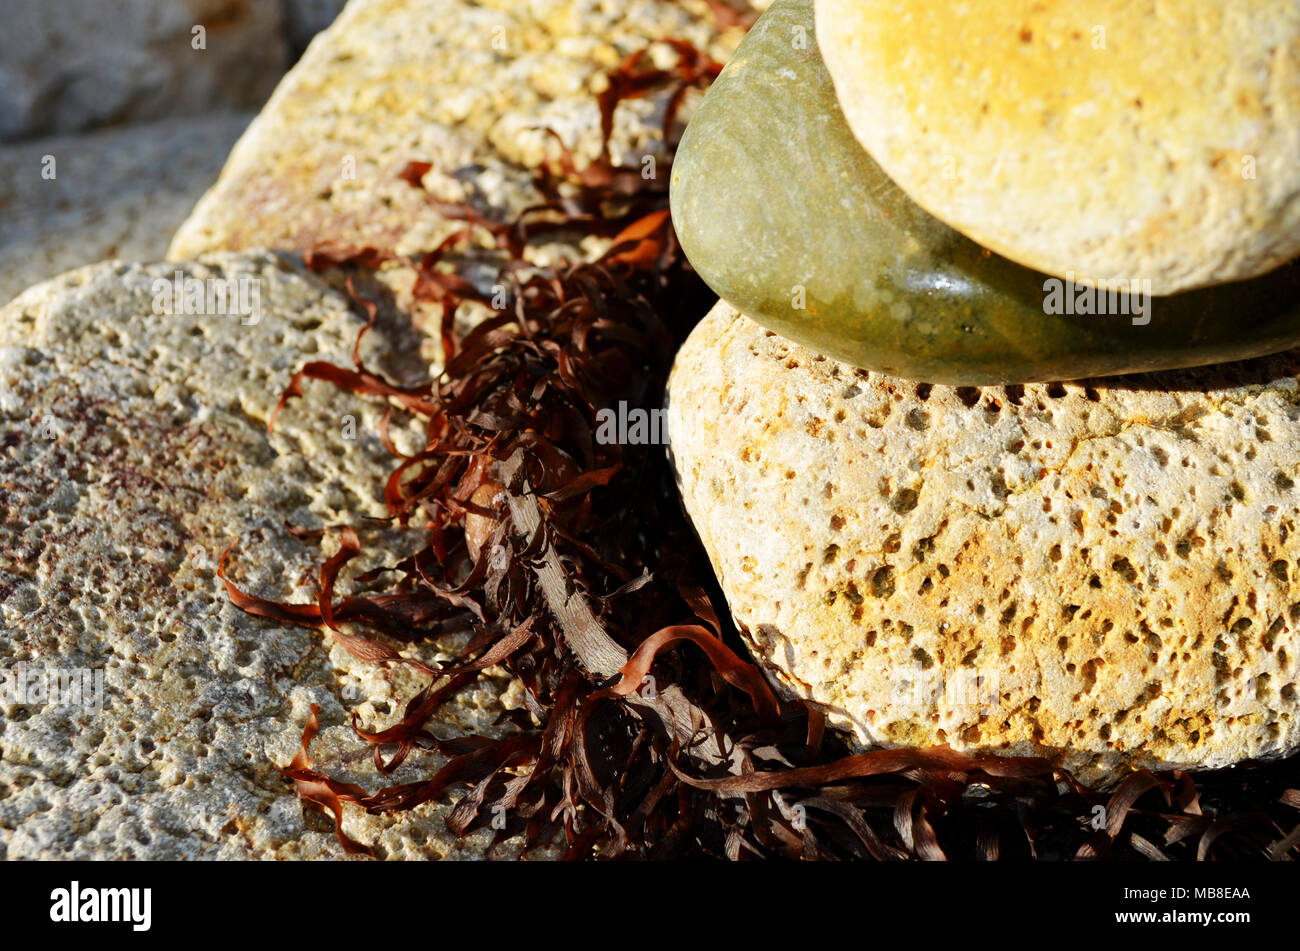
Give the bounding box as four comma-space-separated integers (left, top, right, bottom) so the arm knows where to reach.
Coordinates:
170, 0, 753, 261
0, 254, 539, 858
167, 0, 759, 355
668, 301, 1300, 785
0, 114, 253, 307
0, 0, 285, 141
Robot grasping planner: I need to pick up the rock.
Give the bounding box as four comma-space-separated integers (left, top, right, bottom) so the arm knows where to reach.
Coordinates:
816, 0, 1300, 295
667, 300, 1300, 785
168, 0, 757, 350
0, 1, 285, 141
170, 0, 751, 261
669, 0, 1300, 385
0, 254, 544, 858
0, 114, 253, 307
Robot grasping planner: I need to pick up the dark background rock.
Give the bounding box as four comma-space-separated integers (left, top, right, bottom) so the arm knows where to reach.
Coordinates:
0, 1, 285, 142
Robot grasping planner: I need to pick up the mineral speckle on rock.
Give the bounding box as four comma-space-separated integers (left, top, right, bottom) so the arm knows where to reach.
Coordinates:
170, 0, 753, 265
0, 255, 537, 858
816, 0, 1300, 295
668, 300, 1300, 785
168, 0, 756, 367
0, 0, 764, 860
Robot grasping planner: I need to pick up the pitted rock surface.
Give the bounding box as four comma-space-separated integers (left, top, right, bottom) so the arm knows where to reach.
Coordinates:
668, 301, 1300, 785
0, 254, 538, 858
168, 0, 760, 365
170, 0, 755, 263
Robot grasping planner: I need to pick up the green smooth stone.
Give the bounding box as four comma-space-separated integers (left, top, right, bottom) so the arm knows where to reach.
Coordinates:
670, 0, 1300, 385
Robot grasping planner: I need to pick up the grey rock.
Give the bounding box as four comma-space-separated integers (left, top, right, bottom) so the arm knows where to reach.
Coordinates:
0, 254, 539, 858
0, 0, 285, 141
0, 114, 253, 308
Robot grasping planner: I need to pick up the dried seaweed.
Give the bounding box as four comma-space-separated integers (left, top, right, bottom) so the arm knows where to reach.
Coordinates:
225, 33, 1300, 861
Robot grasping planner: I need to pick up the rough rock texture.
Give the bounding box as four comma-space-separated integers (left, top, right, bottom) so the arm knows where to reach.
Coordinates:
669, 301, 1300, 785
0, 0, 285, 141
168, 0, 758, 341
0, 255, 541, 858
0, 114, 253, 307
816, 0, 1300, 295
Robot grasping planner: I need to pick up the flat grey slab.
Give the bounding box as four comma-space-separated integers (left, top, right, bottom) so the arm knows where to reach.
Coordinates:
0, 0, 284, 141
0, 114, 254, 309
